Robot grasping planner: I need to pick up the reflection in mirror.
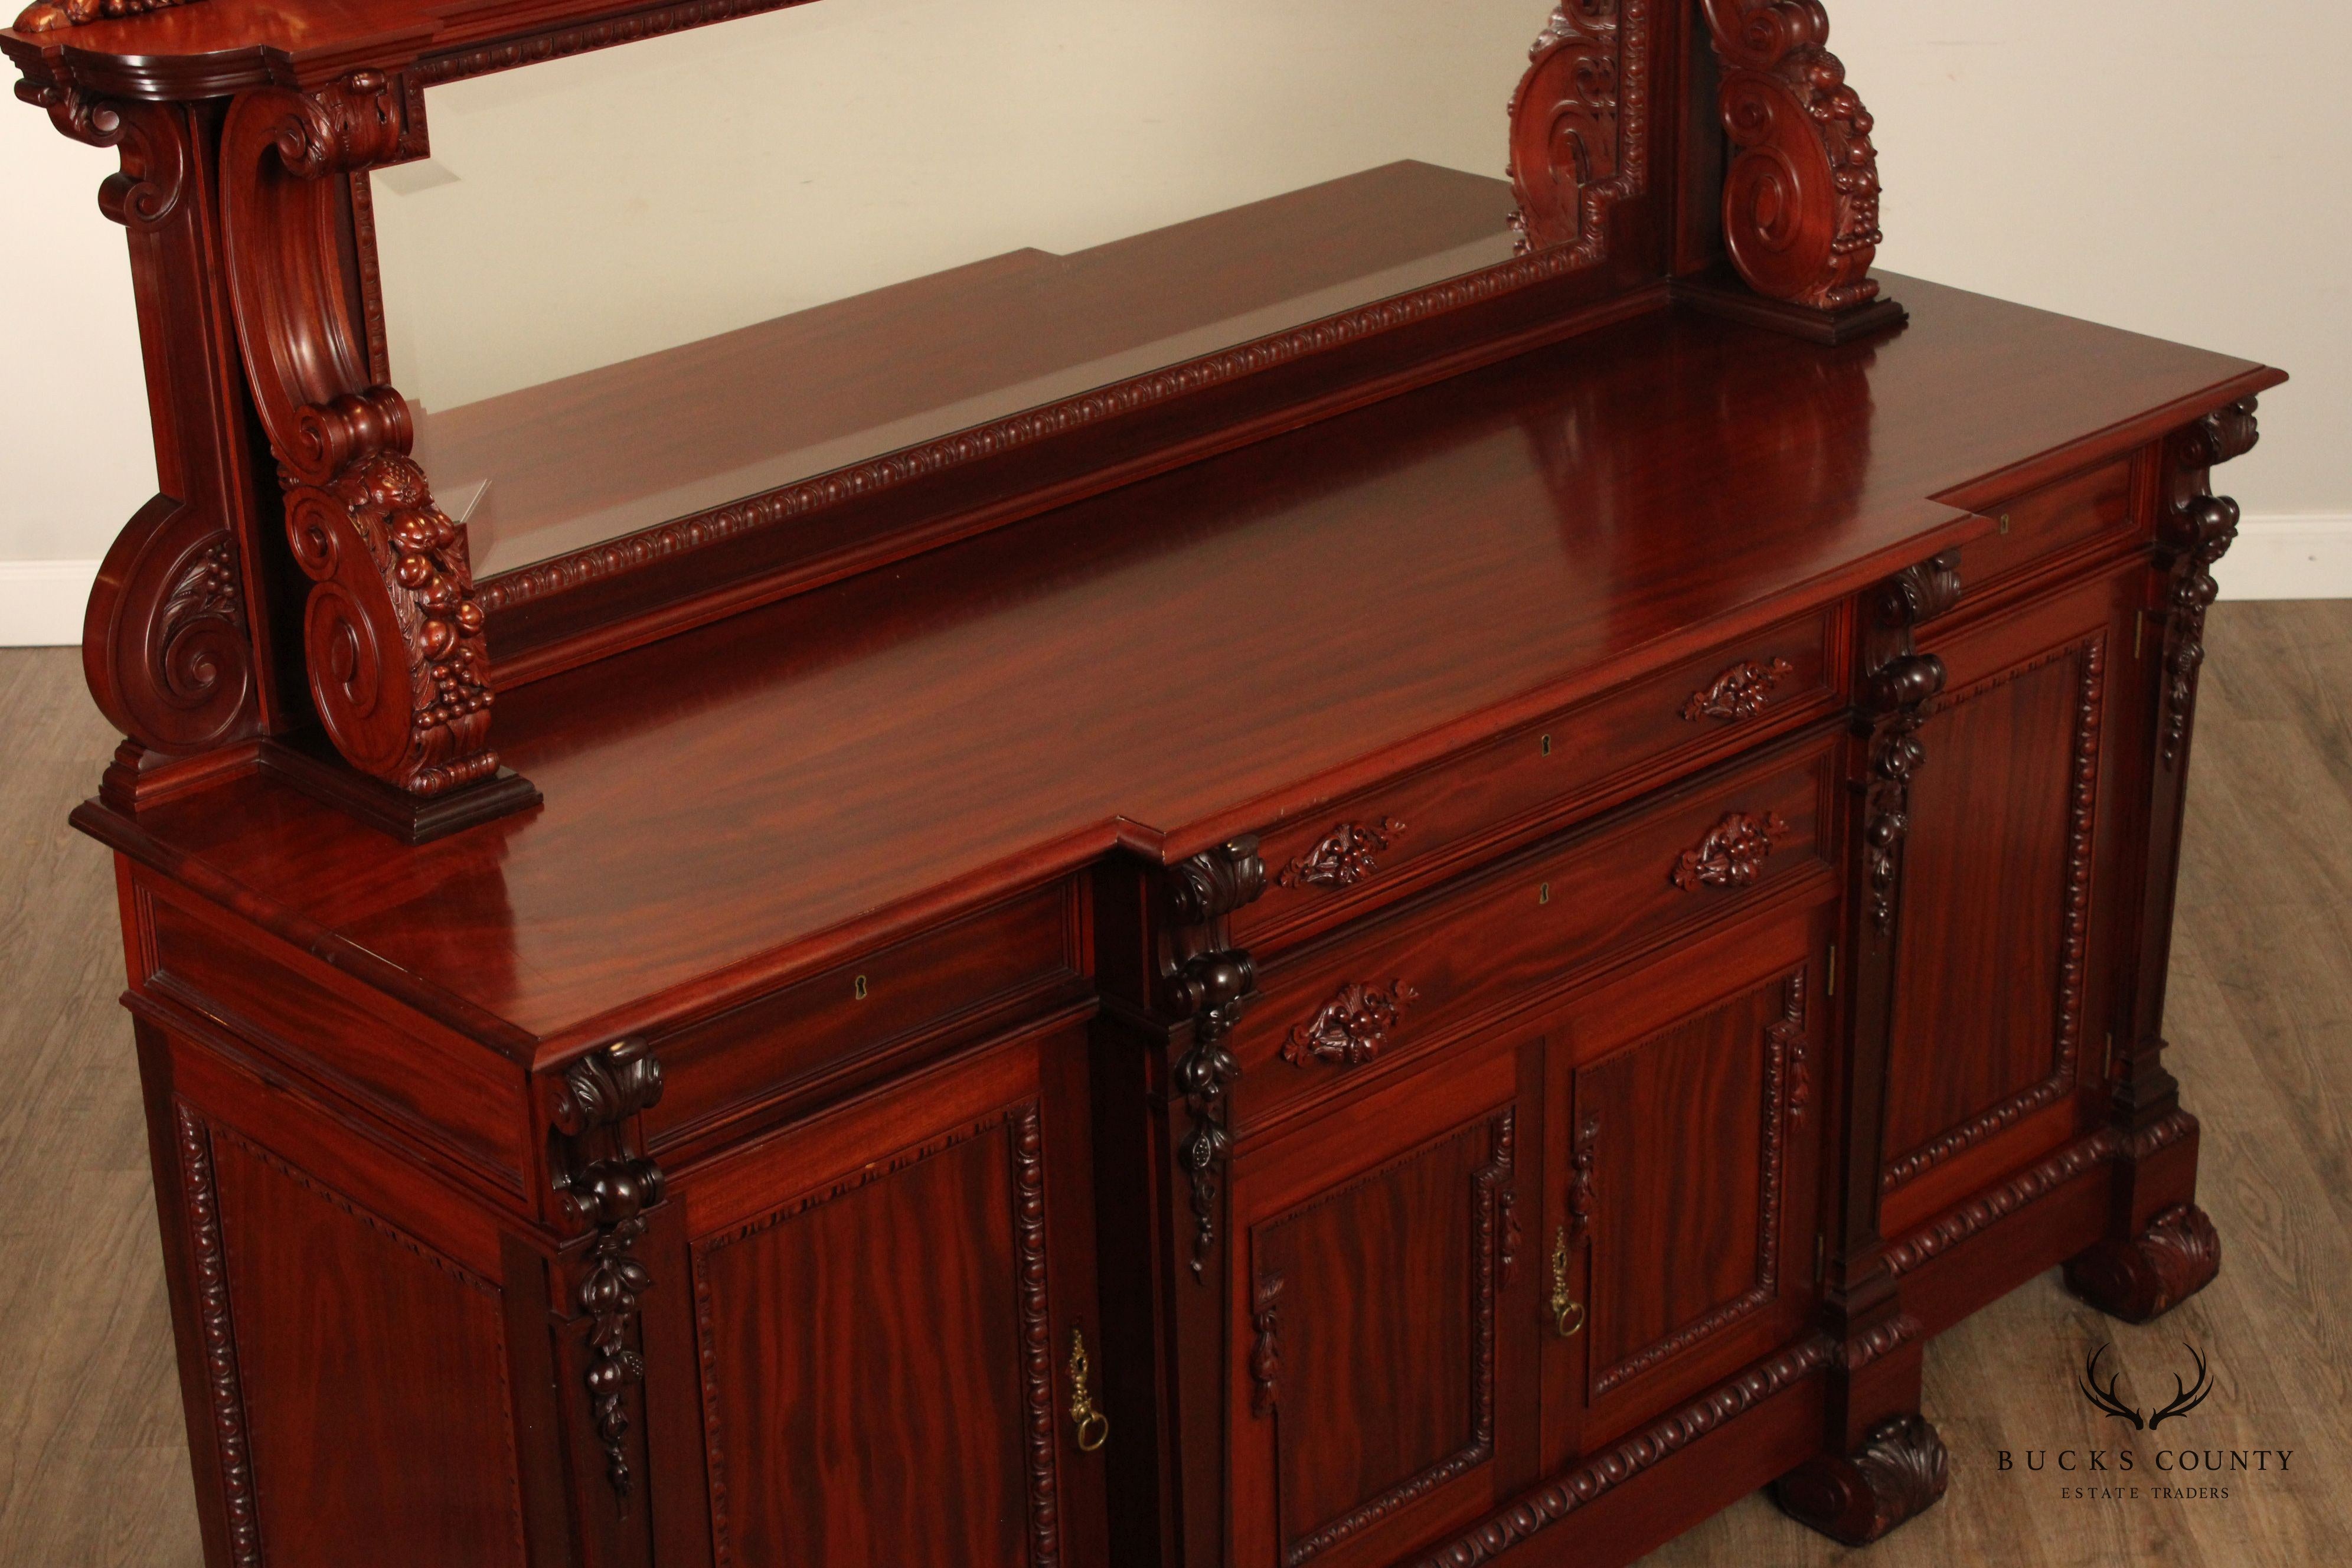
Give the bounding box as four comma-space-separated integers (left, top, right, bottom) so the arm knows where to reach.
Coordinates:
371, 0, 1600, 579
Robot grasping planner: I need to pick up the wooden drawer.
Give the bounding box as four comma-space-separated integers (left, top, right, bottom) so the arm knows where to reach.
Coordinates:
1965, 458, 2135, 588
1228, 733, 1840, 1135
641, 880, 1087, 1158
1231, 608, 1839, 953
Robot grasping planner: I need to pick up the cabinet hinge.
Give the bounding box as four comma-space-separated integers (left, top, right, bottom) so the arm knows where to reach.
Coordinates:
1814, 1232, 1825, 1285
1825, 943, 1837, 998
2134, 610, 2145, 661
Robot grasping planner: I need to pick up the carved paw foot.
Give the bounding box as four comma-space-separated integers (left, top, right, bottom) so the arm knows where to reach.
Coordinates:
1772, 1413, 1949, 1547
2064, 1202, 2221, 1324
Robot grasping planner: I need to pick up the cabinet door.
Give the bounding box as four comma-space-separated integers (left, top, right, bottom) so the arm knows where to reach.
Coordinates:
677, 1023, 1105, 1568
1541, 906, 1827, 1464
1880, 574, 2123, 1231
1226, 1024, 1539, 1568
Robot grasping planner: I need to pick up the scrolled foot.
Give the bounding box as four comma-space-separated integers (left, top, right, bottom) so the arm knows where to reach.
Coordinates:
1772, 1413, 1948, 1547
2064, 1201, 2220, 1324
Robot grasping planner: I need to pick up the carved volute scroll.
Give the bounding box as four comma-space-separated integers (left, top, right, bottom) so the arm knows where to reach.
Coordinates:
544, 1038, 665, 1501
1508, 0, 1652, 257
218, 73, 505, 800
1160, 837, 1266, 1280
1700, 0, 1884, 311
2157, 398, 2260, 768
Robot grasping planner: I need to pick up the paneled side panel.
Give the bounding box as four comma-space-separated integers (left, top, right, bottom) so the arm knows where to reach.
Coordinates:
693, 1105, 1054, 1568
1883, 639, 2101, 1189
1577, 979, 1784, 1397
192, 1109, 529, 1568
1255, 1113, 1508, 1564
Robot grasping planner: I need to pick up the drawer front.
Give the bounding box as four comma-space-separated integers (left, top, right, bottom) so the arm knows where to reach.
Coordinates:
643, 880, 1086, 1157
1966, 459, 2135, 588
1230, 734, 1839, 1135
1232, 609, 1838, 953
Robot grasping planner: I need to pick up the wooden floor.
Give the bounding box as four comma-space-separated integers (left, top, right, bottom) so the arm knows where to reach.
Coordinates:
2, 602, 2346, 1567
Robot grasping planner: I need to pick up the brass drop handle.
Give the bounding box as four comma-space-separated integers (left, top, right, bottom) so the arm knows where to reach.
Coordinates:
1550, 1224, 1585, 1338
1067, 1328, 1109, 1452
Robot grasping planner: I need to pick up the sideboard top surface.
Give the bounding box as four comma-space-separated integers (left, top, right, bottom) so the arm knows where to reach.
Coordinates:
79, 276, 2282, 1053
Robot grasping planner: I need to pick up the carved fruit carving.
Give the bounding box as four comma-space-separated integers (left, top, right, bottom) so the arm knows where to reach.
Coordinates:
1671, 810, 1786, 891
2157, 400, 2260, 768
1280, 818, 1405, 890
12, 0, 197, 31
1683, 656, 1795, 722
1700, 0, 1883, 311
1162, 838, 1265, 1281
1282, 980, 1418, 1069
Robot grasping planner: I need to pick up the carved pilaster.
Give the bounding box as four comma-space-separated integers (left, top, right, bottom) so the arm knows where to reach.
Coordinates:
1161, 837, 1266, 1280
2156, 399, 2260, 770
1699, 0, 1883, 312
545, 1038, 665, 1501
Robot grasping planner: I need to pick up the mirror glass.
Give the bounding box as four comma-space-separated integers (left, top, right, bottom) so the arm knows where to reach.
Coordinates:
371, 0, 1565, 577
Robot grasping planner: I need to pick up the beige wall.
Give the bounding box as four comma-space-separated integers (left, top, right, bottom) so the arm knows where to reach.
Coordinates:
5, 1, 2345, 641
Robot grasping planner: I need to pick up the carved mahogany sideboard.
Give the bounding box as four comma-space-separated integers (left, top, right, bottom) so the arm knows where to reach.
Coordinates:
11, 0, 2280, 1564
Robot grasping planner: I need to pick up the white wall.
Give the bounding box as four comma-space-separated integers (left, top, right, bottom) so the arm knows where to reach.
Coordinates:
4, 1, 2346, 642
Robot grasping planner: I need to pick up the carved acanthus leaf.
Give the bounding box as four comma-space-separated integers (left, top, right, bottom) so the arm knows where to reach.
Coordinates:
1683, 656, 1794, 722
1280, 818, 1404, 890
1671, 809, 1786, 891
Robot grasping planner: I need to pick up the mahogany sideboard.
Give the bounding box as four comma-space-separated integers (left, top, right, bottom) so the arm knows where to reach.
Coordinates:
9, 1, 2282, 1564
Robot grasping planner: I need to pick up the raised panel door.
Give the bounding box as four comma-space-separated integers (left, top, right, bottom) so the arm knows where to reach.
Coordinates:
1540, 906, 1828, 1463
679, 1024, 1103, 1568
1226, 1025, 1538, 1568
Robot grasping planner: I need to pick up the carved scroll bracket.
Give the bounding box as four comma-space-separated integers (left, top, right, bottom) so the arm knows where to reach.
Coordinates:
1159, 838, 1266, 1281
545, 1038, 665, 1502
1508, 0, 1653, 260
2157, 398, 2260, 769
1700, 0, 1884, 312
218, 73, 513, 806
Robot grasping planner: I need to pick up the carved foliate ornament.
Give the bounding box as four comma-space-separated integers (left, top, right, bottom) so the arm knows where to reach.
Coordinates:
1279, 818, 1405, 890
1683, 656, 1794, 722
2157, 398, 2260, 767
1161, 838, 1266, 1279
547, 1038, 665, 1501
1700, 0, 1884, 311
2064, 1201, 2222, 1324
1283, 979, 1418, 1069
1671, 809, 1786, 891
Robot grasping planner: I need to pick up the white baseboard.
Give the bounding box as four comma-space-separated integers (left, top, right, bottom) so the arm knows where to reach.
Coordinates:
0, 517, 2344, 648
0, 559, 97, 647
2215, 515, 2352, 602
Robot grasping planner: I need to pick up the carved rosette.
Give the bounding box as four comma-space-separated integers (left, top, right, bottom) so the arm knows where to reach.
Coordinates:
1670, 809, 1786, 891
2157, 399, 2260, 768
1700, 0, 1883, 311
2064, 1202, 2222, 1325
1162, 838, 1266, 1280
1282, 980, 1418, 1069
1508, 0, 1651, 258
1773, 1413, 1949, 1546
220, 73, 501, 798
1279, 818, 1405, 890
546, 1038, 666, 1500
1683, 656, 1795, 722
11, 0, 198, 32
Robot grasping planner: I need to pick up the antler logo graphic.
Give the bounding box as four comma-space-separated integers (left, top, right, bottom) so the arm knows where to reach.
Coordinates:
2076, 1342, 2214, 1430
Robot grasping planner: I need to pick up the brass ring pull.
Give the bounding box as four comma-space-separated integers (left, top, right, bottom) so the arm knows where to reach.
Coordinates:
1554, 1298, 1585, 1338
1067, 1328, 1110, 1452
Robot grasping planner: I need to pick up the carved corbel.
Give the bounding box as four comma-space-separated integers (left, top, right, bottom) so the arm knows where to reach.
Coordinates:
1161, 837, 1266, 1280
544, 1038, 665, 1502
1698, 0, 1884, 313
1508, 0, 1653, 258
2155, 398, 2259, 769
220, 73, 524, 818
